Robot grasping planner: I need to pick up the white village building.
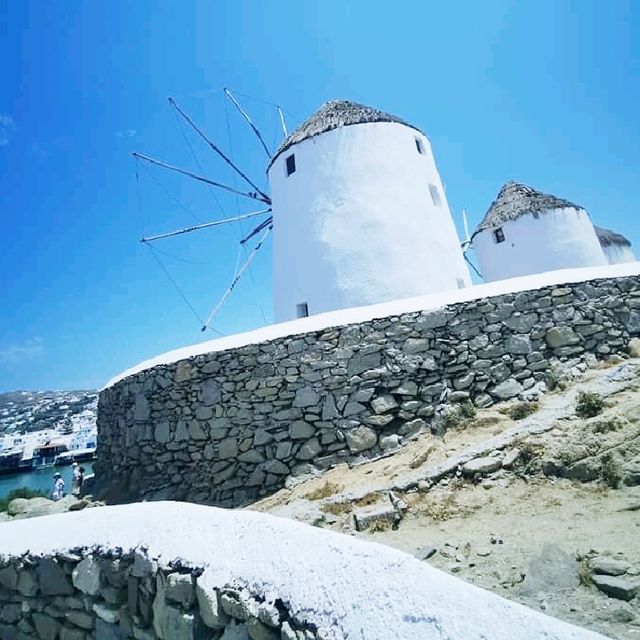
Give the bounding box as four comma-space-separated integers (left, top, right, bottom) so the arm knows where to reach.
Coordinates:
595, 226, 636, 265
267, 100, 471, 322
472, 181, 607, 282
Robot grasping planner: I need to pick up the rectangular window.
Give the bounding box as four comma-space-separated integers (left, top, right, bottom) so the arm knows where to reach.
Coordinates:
494, 227, 505, 243
286, 154, 296, 176
456, 278, 465, 289
415, 137, 424, 155
296, 302, 309, 318
429, 184, 441, 207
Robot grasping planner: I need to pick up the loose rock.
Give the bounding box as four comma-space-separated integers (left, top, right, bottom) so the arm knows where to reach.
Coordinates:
591, 574, 640, 601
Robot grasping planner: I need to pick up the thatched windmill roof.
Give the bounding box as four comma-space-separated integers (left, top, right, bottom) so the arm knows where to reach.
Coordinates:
473, 182, 583, 236
269, 100, 423, 169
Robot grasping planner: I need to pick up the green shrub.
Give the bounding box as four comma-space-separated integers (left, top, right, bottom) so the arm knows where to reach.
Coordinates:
600, 453, 623, 489
443, 411, 461, 430
442, 401, 476, 431
545, 370, 568, 392
458, 400, 477, 421
592, 417, 623, 434
508, 402, 539, 421
0, 487, 49, 512
575, 392, 605, 418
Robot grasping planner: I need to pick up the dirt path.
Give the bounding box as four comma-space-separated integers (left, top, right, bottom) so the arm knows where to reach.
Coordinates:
252, 359, 640, 639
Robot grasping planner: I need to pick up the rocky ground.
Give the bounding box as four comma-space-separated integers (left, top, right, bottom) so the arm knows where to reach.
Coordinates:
4, 358, 640, 638
0, 390, 97, 436
0, 494, 104, 523
252, 358, 640, 640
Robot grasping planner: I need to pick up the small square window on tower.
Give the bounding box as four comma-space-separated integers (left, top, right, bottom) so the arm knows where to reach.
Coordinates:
428, 184, 441, 207
415, 137, 424, 155
286, 154, 296, 176
493, 227, 505, 243
296, 302, 309, 318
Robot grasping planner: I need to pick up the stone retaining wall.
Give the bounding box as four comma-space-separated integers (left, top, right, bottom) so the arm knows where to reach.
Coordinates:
96, 274, 640, 506
0, 548, 315, 640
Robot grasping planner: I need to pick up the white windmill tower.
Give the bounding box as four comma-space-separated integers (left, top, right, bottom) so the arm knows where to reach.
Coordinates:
595, 226, 636, 265
267, 100, 471, 322
471, 181, 607, 282
134, 97, 472, 330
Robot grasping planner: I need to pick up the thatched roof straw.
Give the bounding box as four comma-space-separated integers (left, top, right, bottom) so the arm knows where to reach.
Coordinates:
268, 100, 423, 169
473, 182, 583, 236
595, 225, 632, 248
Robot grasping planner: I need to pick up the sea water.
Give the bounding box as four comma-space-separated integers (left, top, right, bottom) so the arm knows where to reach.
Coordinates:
0, 462, 94, 500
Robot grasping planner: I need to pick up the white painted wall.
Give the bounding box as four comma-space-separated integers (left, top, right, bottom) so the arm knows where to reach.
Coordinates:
602, 244, 636, 265
1, 502, 609, 640
268, 122, 471, 322
473, 208, 607, 282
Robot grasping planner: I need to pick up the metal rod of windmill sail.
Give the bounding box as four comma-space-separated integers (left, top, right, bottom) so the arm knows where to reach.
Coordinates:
464, 253, 484, 279
131, 152, 271, 204
240, 216, 273, 245
168, 97, 271, 204
223, 88, 272, 158
139, 209, 272, 243
462, 209, 471, 246
277, 106, 288, 137
201, 225, 272, 332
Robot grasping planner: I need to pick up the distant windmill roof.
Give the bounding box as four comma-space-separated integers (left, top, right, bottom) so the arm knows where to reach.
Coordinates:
595, 225, 632, 248
269, 100, 422, 169
473, 182, 583, 236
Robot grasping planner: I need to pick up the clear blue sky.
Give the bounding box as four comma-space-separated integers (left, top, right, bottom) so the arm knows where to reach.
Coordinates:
1, 0, 638, 391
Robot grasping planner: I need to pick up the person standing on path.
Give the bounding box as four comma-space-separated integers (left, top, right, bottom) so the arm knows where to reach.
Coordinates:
52, 473, 65, 501
71, 462, 81, 496
77, 466, 85, 496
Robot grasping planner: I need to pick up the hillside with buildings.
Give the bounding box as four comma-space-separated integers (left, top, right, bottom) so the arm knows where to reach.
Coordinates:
0, 390, 97, 473
0, 390, 97, 436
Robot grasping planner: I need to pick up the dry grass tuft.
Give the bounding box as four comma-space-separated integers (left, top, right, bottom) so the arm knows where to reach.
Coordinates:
417, 492, 466, 523
513, 439, 544, 467
369, 519, 392, 533
354, 493, 380, 508
306, 481, 342, 501
578, 558, 593, 587
321, 501, 352, 516
409, 445, 434, 469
